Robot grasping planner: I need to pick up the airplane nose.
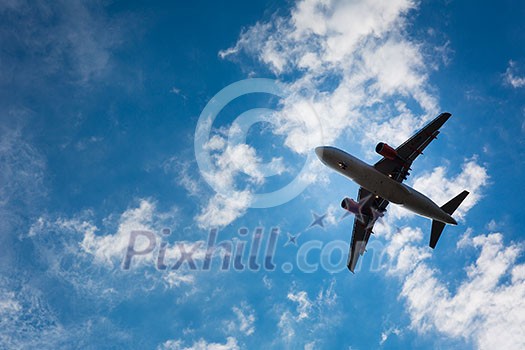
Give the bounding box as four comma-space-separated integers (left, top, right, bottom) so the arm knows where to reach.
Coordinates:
315, 147, 325, 159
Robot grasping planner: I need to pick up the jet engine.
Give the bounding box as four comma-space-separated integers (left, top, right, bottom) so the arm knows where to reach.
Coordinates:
341, 197, 360, 214
375, 142, 397, 160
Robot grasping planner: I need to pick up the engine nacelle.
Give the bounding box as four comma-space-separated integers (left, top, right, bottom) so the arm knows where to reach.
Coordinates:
341, 197, 360, 214
376, 142, 398, 160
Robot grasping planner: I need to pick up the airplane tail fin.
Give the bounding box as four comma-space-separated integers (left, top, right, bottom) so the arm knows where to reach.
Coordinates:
429, 190, 469, 248
441, 190, 470, 216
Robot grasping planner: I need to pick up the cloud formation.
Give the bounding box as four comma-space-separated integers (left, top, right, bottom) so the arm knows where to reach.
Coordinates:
400, 232, 525, 350
412, 159, 489, 218
158, 337, 240, 350
204, 0, 444, 227
0, 0, 124, 85
504, 60, 525, 88
276, 280, 338, 347
228, 303, 256, 336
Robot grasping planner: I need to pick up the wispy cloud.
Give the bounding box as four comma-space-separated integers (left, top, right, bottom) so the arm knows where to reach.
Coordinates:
158, 336, 240, 350
227, 302, 256, 336
0, 275, 132, 349
0, 0, 126, 86
276, 280, 338, 347
380, 326, 402, 345
80, 199, 176, 267
0, 124, 46, 216
504, 60, 525, 88
27, 199, 202, 273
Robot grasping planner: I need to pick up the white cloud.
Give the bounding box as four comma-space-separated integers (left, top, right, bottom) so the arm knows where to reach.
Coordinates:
399, 232, 525, 350
262, 275, 273, 290
277, 311, 296, 343
225, 0, 418, 72
20, 202, 208, 337
218, 46, 240, 60
384, 226, 431, 274
158, 337, 239, 350
202, 134, 286, 193
362, 38, 426, 97
287, 291, 313, 321
486, 219, 498, 231
28, 199, 189, 271
380, 326, 401, 345
0, 289, 21, 317
163, 157, 205, 199
228, 303, 256, 336
195, 131, 290, 228
216, 144, 267, 186
322, 203, 341, 226
221, 0, 439, 149
362, 104, 423, 153
304, 341, 317, 350
411, 159, 489, 219
162, 271, 196, 289
380, 207, 525, 350
277, 280, 338, 346
504, 60, 525, 88
195, 191, 252, 229
81, 199, 161, 266
178, 163, 203, 198
205, 135, 227, 152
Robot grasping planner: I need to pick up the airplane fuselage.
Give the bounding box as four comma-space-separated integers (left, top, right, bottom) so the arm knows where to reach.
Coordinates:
316, 146, 457, 225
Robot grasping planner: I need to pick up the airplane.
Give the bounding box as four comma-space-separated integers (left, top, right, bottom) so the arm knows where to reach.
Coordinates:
315, 112, 469, 272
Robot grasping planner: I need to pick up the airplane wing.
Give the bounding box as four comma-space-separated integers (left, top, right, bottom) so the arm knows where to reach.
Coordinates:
347, 187, 389, 272
347, 112, 451, 272
374, 112, 451, 182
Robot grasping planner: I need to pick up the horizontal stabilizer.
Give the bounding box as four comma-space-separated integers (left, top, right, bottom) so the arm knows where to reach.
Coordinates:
430, 220, 446, 248
429, 190, 469, 248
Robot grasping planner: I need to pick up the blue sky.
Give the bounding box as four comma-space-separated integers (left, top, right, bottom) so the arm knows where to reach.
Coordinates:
1, 0, 525, 349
